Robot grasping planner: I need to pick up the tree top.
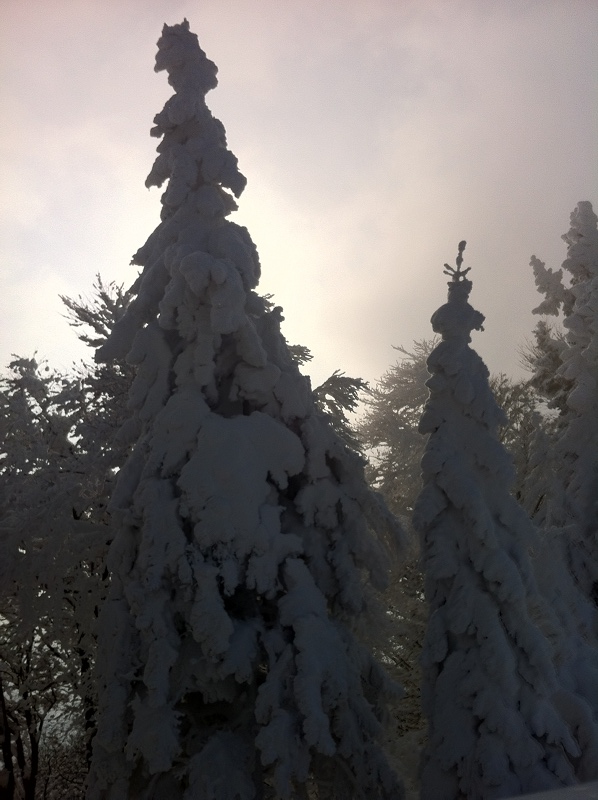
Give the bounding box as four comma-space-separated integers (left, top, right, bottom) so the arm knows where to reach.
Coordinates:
443, 240, 470, 283
155, 19, 218, 95
431, 241, 485, 339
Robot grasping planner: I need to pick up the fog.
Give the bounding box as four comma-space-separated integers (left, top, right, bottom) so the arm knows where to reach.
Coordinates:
1, 0, 596, 387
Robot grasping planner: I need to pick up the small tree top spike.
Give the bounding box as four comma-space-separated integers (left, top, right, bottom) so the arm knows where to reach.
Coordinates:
443, 240, 471, 281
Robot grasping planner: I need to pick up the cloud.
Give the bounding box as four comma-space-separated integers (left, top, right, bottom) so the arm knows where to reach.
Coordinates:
0, 0, 596, 387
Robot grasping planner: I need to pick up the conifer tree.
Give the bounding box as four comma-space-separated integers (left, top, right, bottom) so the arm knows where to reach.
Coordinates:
528, 201, 598, 604
414, 243, 584, 799
522, 203, 598, 759
87, 21, 404, 800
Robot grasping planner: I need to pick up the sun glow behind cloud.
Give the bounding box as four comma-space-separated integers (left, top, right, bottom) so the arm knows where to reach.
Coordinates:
1, 0, 596, 387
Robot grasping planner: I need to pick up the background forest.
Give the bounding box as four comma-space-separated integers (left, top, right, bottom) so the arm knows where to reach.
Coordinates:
1, 17, 597, 800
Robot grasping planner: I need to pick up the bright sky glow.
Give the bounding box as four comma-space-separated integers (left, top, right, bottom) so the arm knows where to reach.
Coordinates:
1, 0, 596, 387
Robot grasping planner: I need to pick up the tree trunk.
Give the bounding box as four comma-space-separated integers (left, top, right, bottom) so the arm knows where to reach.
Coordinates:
22, 703, 39, 800
76, 645, 96, 770
0, 674, 16, 800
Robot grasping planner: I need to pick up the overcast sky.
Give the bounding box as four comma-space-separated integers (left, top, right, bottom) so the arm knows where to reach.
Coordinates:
1, 0, 596, 389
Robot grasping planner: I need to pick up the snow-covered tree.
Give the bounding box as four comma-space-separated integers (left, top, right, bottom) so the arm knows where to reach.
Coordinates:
0, 358, 96, 800
358, 340, 436, 520
358, 341, 540, 522
414, 242, 586, 798
527, 201, 598, 603
0, 280, 134, 796
59, 275, 136, 467
87, 21, 404, 800
0, 594, 88, 800
489, 374, 540, 507
313, 371, 367, 454
356, 342, 542, 745
519, 203, 598, 765
268, 326, 368, 454
0, 279, 369, 798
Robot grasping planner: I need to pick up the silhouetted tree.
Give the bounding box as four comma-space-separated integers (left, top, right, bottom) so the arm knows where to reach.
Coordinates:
87, 21, 404, 800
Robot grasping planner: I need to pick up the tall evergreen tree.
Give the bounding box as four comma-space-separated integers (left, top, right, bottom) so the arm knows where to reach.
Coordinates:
355, 344, 542, 754
414, 243, 584, 798
528, 201, 598, 604
521, 203, 598, 758
87, 21, 404, 800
